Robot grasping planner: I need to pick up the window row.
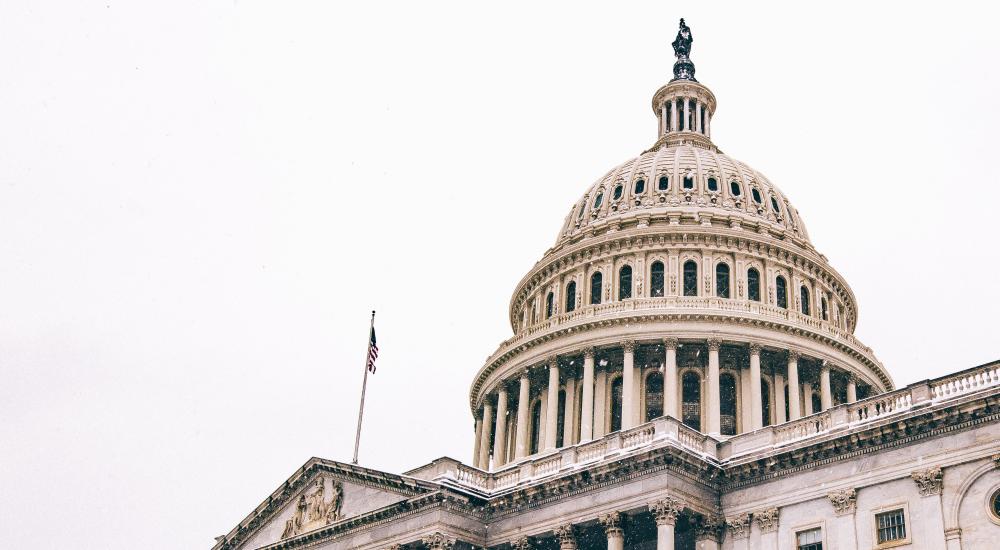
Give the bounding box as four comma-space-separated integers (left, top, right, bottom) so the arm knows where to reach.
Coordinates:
582, 177, 788, 217
794, 506, 909, 550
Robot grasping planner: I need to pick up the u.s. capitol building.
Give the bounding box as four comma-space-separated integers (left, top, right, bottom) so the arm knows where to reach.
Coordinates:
212, 20, 1000, 550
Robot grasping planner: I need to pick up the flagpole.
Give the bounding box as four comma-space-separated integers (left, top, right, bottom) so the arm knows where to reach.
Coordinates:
352, 310, 375, 465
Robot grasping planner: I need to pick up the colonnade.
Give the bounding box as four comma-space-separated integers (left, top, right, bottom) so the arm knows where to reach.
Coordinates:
472, 338, 864, 470
660, 96, 711, 137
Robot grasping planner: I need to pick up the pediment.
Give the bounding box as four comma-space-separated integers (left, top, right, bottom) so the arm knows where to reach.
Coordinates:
215, 458, 439, 550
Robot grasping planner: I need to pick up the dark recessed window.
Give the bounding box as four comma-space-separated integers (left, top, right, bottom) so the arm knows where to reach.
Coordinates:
683, 260, 698, 296
577, 203, 586, 220
658, 176, 669, 191
716, 263, 730, 298
796, 527, 822, 550
613, 185, 623, 200
821, 297, 829, 321
751, 188, 762, 204
618, 265, 632, 300
800, 286, 811, 316
707, 177, 718, 192
730, 181, 741, 196
650, 261, 665, 297
565, 281, 577, 313
747, 268, 761, 302
593, 192, 604, 210
683, 176, 694, 190
771, 196, 781, 213
776, 276, 788, 309
634, 179, 645, 194
590, 272, 603, 305
545, 291, 554, 319
990, 488, 1000, 521
876, 509, 907, 545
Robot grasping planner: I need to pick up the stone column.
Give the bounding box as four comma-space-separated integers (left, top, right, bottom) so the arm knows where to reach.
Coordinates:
803, 383, 814, 416
580, 348, 595, 441
493, 386, 508, 467
695, 515, 723, 550
749, 343, 763, 430
594, 363, 608, 438
600, 512, 624, 550
705, 107, 711, 137
787, 351, 801, 420
544, 357, 559, 451
774, 369, 787, 424
726, 513, 750, 548
671, 99, 678, 133
707, 338, 721, 435
847, 374, 857, 403
696, 102, 703, 133
739, 365, 751, 431
514, 370, 531, 459
820, 363, 832, 411
661, 105, 668, 136
683, 98, 690, 132
651, 497, 682, 550
564, 373, 577, 446
473, 414, 483, 468
754, 508, 780, 549
622, 340, 636, 430
555, 524, 577, 550
478, 399, 494, 470
664, 338, 679, 419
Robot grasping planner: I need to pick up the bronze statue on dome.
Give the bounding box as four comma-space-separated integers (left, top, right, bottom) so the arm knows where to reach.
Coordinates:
672, 18, 693, 59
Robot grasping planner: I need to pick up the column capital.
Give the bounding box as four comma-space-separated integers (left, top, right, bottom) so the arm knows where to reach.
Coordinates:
754, 507, 779, 534
555, 525, 577, 549
748, 342, 763, 355
599, 511, 623, 536
846, 372, 858, 383
421, 532, 456, 550
547, 355, 558, 367
694, 514, 724, 542
911, 466, 944, 497
827, 488, 857, 516
726, 512, 750, 540
787, 349, 801, 361
623, 339, 636, 353
650, 496, 683, 526
707, 338, 721, 351
820, 360, 831, 373
582, 346, 596, 359
662, 337, 679, 350
510, 536, 534, 550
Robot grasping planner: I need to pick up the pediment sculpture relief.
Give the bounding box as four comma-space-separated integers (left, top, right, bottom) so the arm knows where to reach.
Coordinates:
280, 477, 344, 539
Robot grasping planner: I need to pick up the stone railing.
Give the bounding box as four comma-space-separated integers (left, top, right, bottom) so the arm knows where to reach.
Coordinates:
932, 363, 1000, 401
849, 391, 912, 423
774, 411, 832, 444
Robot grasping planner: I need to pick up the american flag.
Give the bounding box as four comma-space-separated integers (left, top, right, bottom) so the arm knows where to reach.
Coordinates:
366, 326, 378, 373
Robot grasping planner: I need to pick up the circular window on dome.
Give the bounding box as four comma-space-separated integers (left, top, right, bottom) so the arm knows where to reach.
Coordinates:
613, 184, 624, 201
658, 176, 669, 191
990, 487, 1000, 524
634, 179, 645, 194
730, 181, 742, 196
593, 192, 604, 210
707, 177, 718, 192
751, 188, 762, 204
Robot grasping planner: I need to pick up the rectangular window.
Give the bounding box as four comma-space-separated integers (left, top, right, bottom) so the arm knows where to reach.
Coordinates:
796, 527, 823, 550
876, 509, 907, 545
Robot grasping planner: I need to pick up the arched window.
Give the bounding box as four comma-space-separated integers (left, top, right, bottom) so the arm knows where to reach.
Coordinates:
658, 176, 669, 191
529, 400, 542, 455
783, 384, 790, 423
751, 187, 762, 204
545, 291, 554, 319
650, 261, 665, 297
593, 192, 604, 210
577, 203, 586, 220
590, 272, 603, 305
720, 373, 737, 436
811, 392, 822, 414
634, 179, 646, 194
613, 184, 623, 201
707, 177, 718, 192
681, 372, 701, 431
800, 286, 810, 315
770, 196, 781, 214
775, 276, 788, 309
619, 265, 632, 300
645, 372, 664, 422
530, 301, 537, 324
747, 268, 761, 302
565, 281, 577, 313
610, 376, 624, 433
761, 379, 772, 427
821, 297, 829, 321
683, 176, 694, 190
683, 260, 698, 296
716, 263, 731, 298
556, 390, 566, 448
730, 180, 742, 196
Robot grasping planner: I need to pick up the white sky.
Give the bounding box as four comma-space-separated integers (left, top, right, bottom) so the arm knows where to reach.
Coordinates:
2, 2, 998, 548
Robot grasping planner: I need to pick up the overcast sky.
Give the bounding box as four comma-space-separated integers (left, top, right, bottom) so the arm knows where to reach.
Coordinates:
2, 2, 998, 549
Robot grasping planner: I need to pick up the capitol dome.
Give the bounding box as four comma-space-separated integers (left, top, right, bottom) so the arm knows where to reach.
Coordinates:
467, 21, 890, 472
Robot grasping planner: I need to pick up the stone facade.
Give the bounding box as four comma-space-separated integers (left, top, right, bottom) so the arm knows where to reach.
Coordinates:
211, 21, 1000, 550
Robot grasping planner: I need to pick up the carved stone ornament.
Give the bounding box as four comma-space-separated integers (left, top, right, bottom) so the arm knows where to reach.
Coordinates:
827, 488, 857, 516
599, 511, 623, 536
280, 477, 344, 540
421, 532, 456, 550
623, 339, 636, 353
510, 536, 534, 550
694, 514, 724, 542
992, 453, 1000, 469
707, 338, 721, 352
911, 466, 944, 496
582, 346, 595, 359
663, 337, 679, 351
748, 342, 763, 355
650, 497, 683, 526
555, 524, 577, 549
754, 507, 779, 534
726, 512, 750, 540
